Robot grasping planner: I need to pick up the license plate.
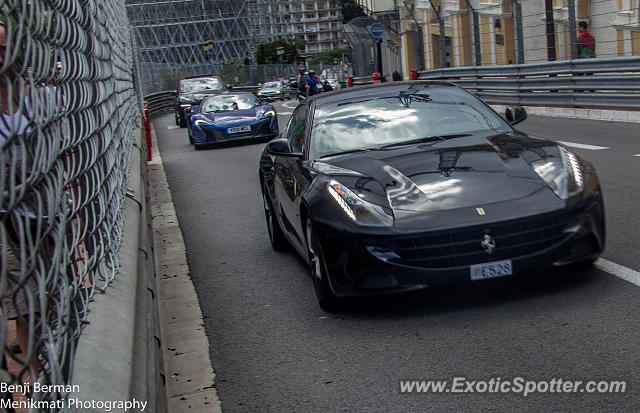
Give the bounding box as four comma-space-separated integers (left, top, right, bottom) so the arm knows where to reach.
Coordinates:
470, 260, 512, 281
227, 126, 251, 134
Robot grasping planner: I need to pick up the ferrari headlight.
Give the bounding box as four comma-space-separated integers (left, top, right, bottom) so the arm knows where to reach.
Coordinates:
532, 146, 584, 200
260, 110, 276, 119
326, 180, 393, 227
194, 119, 213, 127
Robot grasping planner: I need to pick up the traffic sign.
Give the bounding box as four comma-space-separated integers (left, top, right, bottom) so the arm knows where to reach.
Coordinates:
370, 23, 384, 40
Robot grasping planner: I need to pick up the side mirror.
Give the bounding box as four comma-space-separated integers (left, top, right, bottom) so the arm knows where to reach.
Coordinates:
226, 83, 232, 90
506, 106, 527, 125
266, 139, 302, 157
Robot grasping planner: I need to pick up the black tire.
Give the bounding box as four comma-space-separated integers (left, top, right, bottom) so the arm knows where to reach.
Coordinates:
262, 181, 288, 251
179, 117, 187, 128
306, 218, 342, 311
175, 115, 180, 126
188, 132, 194, 145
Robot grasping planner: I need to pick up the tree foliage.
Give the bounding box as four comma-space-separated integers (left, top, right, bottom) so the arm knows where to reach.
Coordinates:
308, 48, 352, 65
256, 38, 307, 64
340, 0, 366, 23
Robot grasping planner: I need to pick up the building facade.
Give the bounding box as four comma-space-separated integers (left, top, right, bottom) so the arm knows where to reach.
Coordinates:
394, 0, 640, 78
262, 0, 345, 56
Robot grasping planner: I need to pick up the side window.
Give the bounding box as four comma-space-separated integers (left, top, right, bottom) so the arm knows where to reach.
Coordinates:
286, 106, 308, 153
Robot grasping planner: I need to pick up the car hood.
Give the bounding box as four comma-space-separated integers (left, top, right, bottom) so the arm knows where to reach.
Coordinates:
200, 107, 264, 125
320, 132, 557, 213
181, 91, 223, 102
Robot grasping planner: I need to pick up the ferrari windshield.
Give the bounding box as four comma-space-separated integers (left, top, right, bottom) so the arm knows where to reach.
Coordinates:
180, 78, 224, 93
311, 86, 509, 158
201, 94, 261, 112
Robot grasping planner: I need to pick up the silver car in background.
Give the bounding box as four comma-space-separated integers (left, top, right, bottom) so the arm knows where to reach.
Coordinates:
256, 81, 292, 101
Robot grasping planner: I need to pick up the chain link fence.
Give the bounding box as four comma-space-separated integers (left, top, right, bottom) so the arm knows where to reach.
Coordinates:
0, 0, 140, 409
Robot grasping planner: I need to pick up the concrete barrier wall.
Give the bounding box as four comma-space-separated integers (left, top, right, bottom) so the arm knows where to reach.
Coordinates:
71, 127, 168, 412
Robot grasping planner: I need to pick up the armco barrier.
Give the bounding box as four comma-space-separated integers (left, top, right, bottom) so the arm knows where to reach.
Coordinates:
418, 56, 640, 109
71, 128, 167, 412
146, 91, 177, 117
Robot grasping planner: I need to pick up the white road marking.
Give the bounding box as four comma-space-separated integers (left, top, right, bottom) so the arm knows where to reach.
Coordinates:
282, 101, 298, 109
595, 258, 640, 288
557, 141, 609, 150
634, 154, 640, 157
278, 111, 292, 115
167, 125, 180, 130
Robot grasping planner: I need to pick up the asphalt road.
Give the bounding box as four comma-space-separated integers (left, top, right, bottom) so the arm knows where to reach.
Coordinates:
154, 102, 640, 412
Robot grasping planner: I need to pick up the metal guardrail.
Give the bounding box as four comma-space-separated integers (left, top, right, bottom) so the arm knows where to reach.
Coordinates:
230, 85, 260, 93
353, 75, 374, 85
417, 56, 640, 109
145, 91, 176, 117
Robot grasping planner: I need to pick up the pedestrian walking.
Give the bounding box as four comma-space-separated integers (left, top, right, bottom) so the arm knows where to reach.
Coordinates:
577, 21, 596, 58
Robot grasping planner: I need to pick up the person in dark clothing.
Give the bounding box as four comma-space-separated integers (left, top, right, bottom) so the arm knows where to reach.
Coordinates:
297, 69, 307, 96
577, 21, 596, 58
306, 70, 319, 96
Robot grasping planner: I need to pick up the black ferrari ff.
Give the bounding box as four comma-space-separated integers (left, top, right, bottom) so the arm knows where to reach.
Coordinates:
259, 81, 605, 311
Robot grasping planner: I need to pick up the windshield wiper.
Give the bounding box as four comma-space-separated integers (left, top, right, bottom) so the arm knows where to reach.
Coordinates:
320, 148, 373, 158
378, 133, 472, 149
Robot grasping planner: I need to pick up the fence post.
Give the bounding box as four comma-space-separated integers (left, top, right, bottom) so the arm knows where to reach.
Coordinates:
567, 0, 578, 59
512, 0, 525, 64
348, 75, 354, 87
143, 102, 152, 162
467, 1, 482, 66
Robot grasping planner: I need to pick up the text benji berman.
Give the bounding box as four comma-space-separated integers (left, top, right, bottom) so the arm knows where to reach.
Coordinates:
0, 382, 79, 395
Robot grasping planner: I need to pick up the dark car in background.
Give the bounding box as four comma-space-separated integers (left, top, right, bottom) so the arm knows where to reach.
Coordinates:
259, 81, 605, 311
175, 76, 226, 127
188, 92, 279, 149
256, 81, 292, 101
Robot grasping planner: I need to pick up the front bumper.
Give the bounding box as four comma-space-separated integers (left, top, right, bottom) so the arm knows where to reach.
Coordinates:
193, 118, 278, 145
313, 197, 605, 298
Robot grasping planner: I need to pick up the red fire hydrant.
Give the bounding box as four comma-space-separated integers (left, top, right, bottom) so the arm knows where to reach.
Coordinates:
410, 69, 418, 80
348, 75, 354, 88
373, 72, 382, 83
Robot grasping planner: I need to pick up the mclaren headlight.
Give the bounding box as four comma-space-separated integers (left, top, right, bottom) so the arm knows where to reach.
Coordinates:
194, 118, 213, 127
532, 146, 584, 200
327, 180, 393, 227
260, 110, 276, 119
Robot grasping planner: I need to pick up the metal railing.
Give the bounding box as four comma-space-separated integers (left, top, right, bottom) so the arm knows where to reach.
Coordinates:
0, 0, 140, 409
417, 56, 640, 109
145, 91, 176, 117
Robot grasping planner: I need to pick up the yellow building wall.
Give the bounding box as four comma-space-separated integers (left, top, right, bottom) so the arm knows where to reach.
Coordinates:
480, 16, 491, 64
403, 19, 416, 74
617, 30, 625, 56
633, 31, 640, 55
458, 14, 473, 66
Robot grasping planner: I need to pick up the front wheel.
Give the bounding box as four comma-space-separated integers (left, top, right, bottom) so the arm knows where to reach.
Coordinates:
306, 218, 341, 311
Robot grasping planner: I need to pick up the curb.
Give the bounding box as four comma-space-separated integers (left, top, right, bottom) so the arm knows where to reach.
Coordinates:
147, 123, 222, 413
489, 104, 640, 123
